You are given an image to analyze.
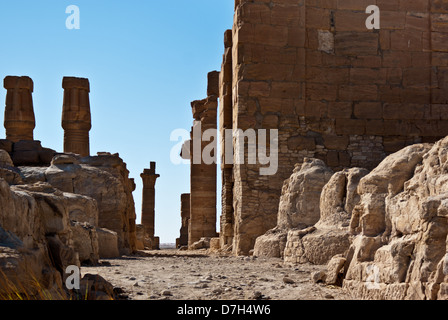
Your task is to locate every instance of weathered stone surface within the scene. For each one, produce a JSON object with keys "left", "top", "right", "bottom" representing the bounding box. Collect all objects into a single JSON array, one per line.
[
  {"left": 70, "top": 221, "right": 99, "bottom": 265},
  {"left": 254, "top": 158, "right": 333, "bottom": 258},
  {"left": 11, "top": 152, "right": 136, "bottom": 256},
  {"left": 0, "top": 140, "right": 57, "bottom": 167},
  {"left": 79, "top": 273, "right": 116, "bottom": 300},
  {"left": 136, "top": 224, "right": 152, "bottom": 250},
  {"left": 284, "top": 167, "right": 369, "bottom": 265},
  {"left": 0, "top": 140, "right": 13, "bottom": 153},
  {"left": 338, "top": 139, "right": 448, "bottom": 299},
  {"left": 0, "top": 149, "right": 13, "bottom": 167},
  {"left": 325, "top": 255, "right": 346, "bottom": 286},
  {"left": 253, "top": 228, "right": 288, "bottom": 258},
  {"left": 190, "top": 237, "right": 211, "bottom": 250},
  {"left": 0, "top": 177, "right": 105, "bottom": 297},
  {"left": 0, "top": 150, "right": 22, "bottom": 185},
  {"left": 45, "top": 153, "right": 137, "bottom": 254},
  {"left": 209, "top": 237, "right": 220, "bottom": 252},
  {"left": 277, "top": 158, "right": 334, "bottom": 230},
  {"left": 96, "top": 228, "right": 119, "bottom": 259},
  {"left": 0, "top": 244, "right": 64, "bottom": 299}
]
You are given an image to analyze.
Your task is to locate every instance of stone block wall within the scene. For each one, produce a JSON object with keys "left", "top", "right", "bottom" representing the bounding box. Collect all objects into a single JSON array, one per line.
[{"left": 219, "top": 0, "right": 448, "bottom": 255}]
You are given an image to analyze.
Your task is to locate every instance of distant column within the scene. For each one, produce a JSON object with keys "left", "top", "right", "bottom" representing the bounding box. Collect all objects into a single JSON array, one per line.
[
  {"left": 62, "top": 77, "right": 91, "bottom": 157},
  {"left": 3, "top": 76, "right": 35, "bottom": 142},
  {"left": 177, "top": 193, "right": 190, "bottom": 247},
  {"left": 141, "top": 162, "right": 160, "bottom": 248}
]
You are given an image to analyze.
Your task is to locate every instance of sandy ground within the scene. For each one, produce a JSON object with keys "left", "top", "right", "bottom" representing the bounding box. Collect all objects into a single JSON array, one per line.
[{"left": 82, "top": 249, "right": 352, "bottom": 300}]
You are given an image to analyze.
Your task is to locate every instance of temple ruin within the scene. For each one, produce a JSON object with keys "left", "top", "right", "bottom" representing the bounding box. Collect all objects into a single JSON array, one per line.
[{"left": 179, "top": 0, "right": 448, "bottom": 255}]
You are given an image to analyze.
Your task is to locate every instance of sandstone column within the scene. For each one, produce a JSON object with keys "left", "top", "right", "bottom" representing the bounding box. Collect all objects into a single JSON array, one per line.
[
  {"left": 3, "top": 76, "right": 35, "bottom": 142},
  {"left": 188, "top": 71, "right": 219, "bottom": 247},
  {"left": 177, "top": 193, "right": 190, "bottom": 247},
  {"left": 219, "top": 30, "right": 234, "bottom": 249},
  {"left": 62, "top": 77, "right": 91, "bottom": 157},
  {"left": 141, "top": 162, "right": 159, "bottom": 249}
]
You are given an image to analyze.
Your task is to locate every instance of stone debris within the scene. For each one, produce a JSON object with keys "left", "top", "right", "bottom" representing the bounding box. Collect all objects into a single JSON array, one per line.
[
  {"left": 283, "top": 277, "right": 295, "bottom": 285},
  {"left": 82, "top": 251, "right": 348, "bottom": 301}
]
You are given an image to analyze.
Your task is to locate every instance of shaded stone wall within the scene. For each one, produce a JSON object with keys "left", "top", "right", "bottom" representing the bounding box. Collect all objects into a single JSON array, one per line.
[{"left": 219, "top": 0, "right": 448, "bottom": 255}]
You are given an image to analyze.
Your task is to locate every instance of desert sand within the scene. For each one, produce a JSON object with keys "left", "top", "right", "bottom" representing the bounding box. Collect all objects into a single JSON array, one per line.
[{"left": 82, "top": 249, "right": 351, "bottom": 300}]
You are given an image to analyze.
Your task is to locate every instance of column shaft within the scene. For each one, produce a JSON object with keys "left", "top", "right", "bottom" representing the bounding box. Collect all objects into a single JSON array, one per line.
[
  {"left": 62, "top": 77, "right": 91, "bottom": 157},
  {"left": 3, "top": 76, "right": 35, "bottom": 142},
  {"left": 141, "top": 162, "right": 159, "bottom": 249}
]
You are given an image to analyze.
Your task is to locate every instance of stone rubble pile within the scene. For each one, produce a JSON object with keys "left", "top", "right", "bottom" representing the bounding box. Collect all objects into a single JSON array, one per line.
[{"left": 255, "top": 136, "right": 448, "bottom": 300}]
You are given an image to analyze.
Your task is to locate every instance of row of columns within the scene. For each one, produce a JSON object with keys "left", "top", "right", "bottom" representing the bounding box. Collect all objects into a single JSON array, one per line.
[
  {"left": 3, "top": 75, "right": 161, "bottom": 250},
  {"left": 4, "top": 76, "right": 91, "bottom": 157}
]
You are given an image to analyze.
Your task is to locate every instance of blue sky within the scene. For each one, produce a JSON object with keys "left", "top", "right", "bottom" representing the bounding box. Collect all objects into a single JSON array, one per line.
[{"left": 0, "top": 1, "right": 234, "bottom": 243}]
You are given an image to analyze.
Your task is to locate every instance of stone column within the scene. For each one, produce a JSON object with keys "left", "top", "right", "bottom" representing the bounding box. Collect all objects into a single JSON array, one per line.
[
  {"left": 3, "top": 76, "right": 35, "bottom": 142},
  {"left": 177, "top": 193, "right": 190, "bottom": 247},
  {"left": 219, "top": 30, "right": 234, "bottom": 249},
  {"left": 141, "top": 162, "right": 159, "bottom": 249},
  {"left": 188, "top": 71, "right": 219, "bottom": 247},
  {"left": 62, "top": 77, "right": 91, "bottom": 157}
]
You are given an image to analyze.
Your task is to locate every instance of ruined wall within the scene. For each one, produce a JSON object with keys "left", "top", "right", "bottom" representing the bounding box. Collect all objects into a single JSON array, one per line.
[{"left": 220, "top": 0, "right": 448, "bottom": 255}]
